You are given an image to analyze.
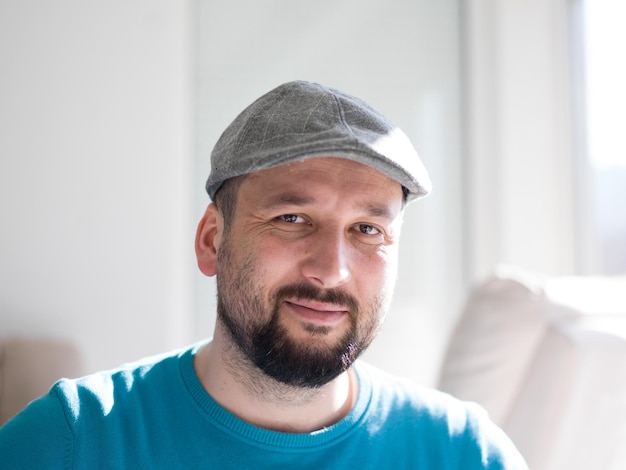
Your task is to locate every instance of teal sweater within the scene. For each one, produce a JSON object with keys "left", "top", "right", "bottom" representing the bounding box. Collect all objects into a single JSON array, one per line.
[{"left": 0, "top": 343, "right": 527, "bottom": 469}]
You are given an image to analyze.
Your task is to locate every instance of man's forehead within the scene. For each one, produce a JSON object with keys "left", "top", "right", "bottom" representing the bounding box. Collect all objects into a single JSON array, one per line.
[{"left": 240, "top": 157, "right": 405, "bottom": 214}]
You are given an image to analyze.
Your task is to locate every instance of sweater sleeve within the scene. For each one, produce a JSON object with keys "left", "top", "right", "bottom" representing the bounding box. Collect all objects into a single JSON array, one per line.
[
  {"left": 463, "top": 402, "right": 529, "bottom": 470},
  {"left": 0, "top": 387, "right": 74, "bottom": 469}
]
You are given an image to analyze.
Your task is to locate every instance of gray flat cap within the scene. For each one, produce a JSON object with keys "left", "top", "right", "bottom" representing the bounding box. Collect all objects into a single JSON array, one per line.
[{"left": 206, "top": 80, "right": 431, "bottom": 203}]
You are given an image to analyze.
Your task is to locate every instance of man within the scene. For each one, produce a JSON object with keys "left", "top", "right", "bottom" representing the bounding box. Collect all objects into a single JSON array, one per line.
[{"left": 0, "top": 81, "right": 527, "bottom": 468}]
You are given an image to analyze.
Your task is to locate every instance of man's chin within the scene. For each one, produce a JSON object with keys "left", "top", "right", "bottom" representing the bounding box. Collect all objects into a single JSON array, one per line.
[{"left": 251, "top": 328, "right": 358, "bottom": 388}]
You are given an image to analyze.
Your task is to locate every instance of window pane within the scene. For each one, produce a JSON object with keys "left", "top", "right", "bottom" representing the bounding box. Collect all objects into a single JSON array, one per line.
[{"left": 583, "top": 0, "right": 626, "bottom": 274}]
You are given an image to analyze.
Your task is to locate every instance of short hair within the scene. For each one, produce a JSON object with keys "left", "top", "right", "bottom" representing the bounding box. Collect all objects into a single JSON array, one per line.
[{"left": 212, "top": 175, "right": 247, "bottom": 229}]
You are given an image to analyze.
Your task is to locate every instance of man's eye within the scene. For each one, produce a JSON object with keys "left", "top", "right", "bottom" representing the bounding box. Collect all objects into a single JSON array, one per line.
[
  {"left": 357, "top": 224, "right": 381, "bottom": 235},
  {"left": 278, "top": 214, "right": 305, "bottom": 224}
]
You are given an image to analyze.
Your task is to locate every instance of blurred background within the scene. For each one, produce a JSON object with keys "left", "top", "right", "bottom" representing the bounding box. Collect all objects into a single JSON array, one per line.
[{"left": 1, "top": 0, "right": 624, "bottom": 389}]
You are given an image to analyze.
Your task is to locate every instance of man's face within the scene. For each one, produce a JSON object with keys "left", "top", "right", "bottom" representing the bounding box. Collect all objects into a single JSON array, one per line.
[{"left": 214, "top": 157, "right": 404, "bottom": 388}]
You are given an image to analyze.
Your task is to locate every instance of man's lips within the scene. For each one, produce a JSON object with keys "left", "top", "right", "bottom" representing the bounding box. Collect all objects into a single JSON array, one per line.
[{"left": 283, "top": 298, "right": 349, "bottom": 323}]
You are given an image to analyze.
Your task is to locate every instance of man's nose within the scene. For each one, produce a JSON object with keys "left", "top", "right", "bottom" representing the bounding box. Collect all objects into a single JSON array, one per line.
[{"left": 300, "top": 229, "right": 351, "bottom": 288}]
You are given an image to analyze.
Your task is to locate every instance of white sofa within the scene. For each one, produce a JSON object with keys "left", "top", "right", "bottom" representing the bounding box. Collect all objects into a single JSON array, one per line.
[{"left": 439, "top": 266, "right": 626, "bottom": 470}]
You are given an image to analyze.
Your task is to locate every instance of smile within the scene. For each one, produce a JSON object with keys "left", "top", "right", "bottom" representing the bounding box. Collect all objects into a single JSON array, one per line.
[{"left": 283, "top": 299, "right": 349, "bottom": 324}]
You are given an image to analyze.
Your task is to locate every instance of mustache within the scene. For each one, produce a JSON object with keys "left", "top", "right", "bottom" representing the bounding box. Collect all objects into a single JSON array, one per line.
[{"left": 274, "top": 282, "right": 360, "bottom": 315}]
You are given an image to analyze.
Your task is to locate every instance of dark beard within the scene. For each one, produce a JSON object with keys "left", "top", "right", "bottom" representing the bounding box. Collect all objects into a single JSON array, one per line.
[
  {"left": 222, "top": 282, "right": 362, "bottom": 388},
  {"left": 216, "top": 240, "right": 378, "bottom": 388}
]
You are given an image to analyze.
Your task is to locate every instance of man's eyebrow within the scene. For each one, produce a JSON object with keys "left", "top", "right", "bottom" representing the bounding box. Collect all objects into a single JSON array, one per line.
[
  {"left": 259, "top": 193, "right": 317, "bottom": 210},
  {"left": 363, "top": 205, "right": 397, "bottom": 220}
]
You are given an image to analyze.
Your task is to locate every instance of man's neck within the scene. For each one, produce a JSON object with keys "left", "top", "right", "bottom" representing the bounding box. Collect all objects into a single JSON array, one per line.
[{"left": 193, "top": 330, "right": 357, "bottom": 433}]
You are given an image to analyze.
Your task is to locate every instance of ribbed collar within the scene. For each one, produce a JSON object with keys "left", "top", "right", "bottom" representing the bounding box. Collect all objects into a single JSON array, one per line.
[{"left": 179, "top": 342, "right": 372, "bottom": 450}]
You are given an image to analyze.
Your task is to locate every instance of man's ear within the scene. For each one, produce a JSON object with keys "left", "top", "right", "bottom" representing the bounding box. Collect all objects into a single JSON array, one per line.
[{"left": 195, "top": 203, "right": 223, "bottom": 277}]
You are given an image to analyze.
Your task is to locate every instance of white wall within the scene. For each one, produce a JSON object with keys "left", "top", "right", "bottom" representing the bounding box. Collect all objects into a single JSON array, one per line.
[
  {"left": 463, "top": 0, "right": 579, "bottom": 281},
  {"left": 0, "top": 0, "right": 195, "bottom": 373},
  {"left": 194, "top": 0, "right": 464, "bottom": 386}
]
